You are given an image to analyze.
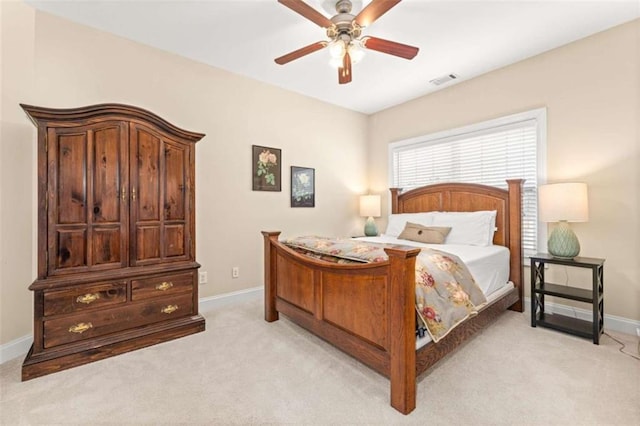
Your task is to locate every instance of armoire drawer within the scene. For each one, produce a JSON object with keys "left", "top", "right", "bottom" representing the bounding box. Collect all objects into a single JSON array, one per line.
[
  {"left": 131, "top": 272, "right": 194, "bottom": 301},
  {"left": 43, "top": 293, "right": 194, "bottom": 348},
  {"left": 43, "top": 281, "right": 128, "bottom": 316}
]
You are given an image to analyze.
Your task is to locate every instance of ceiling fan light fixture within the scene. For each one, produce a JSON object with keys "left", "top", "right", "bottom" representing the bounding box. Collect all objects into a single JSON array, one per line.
[
  {"left": 348, "top": 39, "right": 365, "bottom": 64},
  {"left": 275, "top": 0, "right": 418, "bottom": 84},
  {"left": 329, "top": 56, "right": 343, "bottom": 68},
  {"left": 328, "top": 39, "right": 346, "bottom": 59}
]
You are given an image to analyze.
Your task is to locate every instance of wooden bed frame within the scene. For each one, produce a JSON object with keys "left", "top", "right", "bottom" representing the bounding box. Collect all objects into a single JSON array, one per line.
[{"left": 262, "top": 180, "right": 524, "bottom": 414}]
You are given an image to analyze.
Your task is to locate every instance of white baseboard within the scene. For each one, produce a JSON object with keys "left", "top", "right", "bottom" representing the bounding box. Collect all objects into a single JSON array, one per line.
[
  {"left": 0, "top": 286, "right": 265, "bottom": 365},
  {"left": 524, "top": 297, "right": 640, "bottom": 336},
  {"left": 0, "top": 335, "right": 32, "bottom": 364},
  {"left": 198, "top": 286, "right": 263, "bottom": 313}
]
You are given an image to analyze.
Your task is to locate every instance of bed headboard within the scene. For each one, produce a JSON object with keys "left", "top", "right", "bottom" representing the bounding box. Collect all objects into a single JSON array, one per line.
[{"left": 389, "top": 179, "right": 524, "bottom": 311}]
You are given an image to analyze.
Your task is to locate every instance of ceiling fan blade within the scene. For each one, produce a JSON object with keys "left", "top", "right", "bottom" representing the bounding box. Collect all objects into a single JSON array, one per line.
[
  {"left": 362, "top": 36, "right": 419, "bottom": 59},
  {"left": 278, "top": 0, "right": 333, "bottom": 28},
  {"left": 355, "top": 0, "right": 401, "bottom": 27},
  {"left": 275, "top": 41, "right": 327, "bottom": 65},
  {"left": 338, "top": 52, "right": 352, "bottom": 84}
]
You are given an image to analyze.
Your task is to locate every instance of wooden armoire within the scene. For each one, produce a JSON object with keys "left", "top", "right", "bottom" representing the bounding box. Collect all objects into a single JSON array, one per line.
[{"left": 21, "top": 103, "right": 206, "bottom": 380}]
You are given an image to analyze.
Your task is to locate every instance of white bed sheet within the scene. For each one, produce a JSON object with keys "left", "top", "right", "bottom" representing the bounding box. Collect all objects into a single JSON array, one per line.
[{"left": 355, "top": 235, "right": 510, "bottom": 296}]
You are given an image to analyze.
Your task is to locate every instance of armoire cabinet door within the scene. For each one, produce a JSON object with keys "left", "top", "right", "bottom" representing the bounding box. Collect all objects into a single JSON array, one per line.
[
  {"left": 47, "top": 122, "right": 129, "bottom": 275},
  {"left": 130, "top": 122, "right": 192, "bottom": 265}
]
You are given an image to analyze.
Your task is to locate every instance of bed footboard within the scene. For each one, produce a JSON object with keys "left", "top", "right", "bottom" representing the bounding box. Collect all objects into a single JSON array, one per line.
[{"left": 262, "top": 231, "right": 421, "bottom": 414}]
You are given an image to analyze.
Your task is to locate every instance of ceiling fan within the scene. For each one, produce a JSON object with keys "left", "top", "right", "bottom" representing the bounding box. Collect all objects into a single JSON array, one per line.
[{"left": 275, "top": 0, "right": 419, "bottom": 84}]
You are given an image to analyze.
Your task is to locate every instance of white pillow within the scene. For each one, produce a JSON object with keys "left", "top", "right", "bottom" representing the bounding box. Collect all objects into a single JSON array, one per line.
[
  {"left": 430, "top": 211, "right": 497, "bottom": 246},
  {"left": 384, "top": 213, "right": 435, "bottom": 237}
]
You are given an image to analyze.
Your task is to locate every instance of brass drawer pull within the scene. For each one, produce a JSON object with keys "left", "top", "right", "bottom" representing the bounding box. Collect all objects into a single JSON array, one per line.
[
  {"left": 161, "top": 304, "right": 179, "bottom": 314},
  {"left": 69, "top": 322, "right": 93, "bottom": 334},
  {"left": 76, "top": 293, "right": 100, "bottom": 304},
  {"left": 155, "top": 281, "right": 174, "bottom": 291}
]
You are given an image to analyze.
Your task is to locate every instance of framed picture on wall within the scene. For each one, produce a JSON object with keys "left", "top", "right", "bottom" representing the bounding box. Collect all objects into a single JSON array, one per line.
[
  {"left": 252, "top": 145, "right": 281, "bottom": 191},
  {"left": 291, "top": 166, "right": 315, "bottom": 207}
]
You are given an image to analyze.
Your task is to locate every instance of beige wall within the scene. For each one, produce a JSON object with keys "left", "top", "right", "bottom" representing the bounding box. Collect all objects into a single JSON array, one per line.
[
  {"left": 368, "top": 19, "right": 640, "bottom": 322},
  {"left": 0, "top": 2, "right": 368, "bottom": 345},
  {"left": 1, "top": 2, "right": 38, "bottom": 346}
]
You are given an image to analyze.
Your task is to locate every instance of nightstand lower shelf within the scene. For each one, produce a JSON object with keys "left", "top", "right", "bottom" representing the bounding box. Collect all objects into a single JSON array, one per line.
[{"left": 535, "top": 312, "right": 593, "bottom": 340}]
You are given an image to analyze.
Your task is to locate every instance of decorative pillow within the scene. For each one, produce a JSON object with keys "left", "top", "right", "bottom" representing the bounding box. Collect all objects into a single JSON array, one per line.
[
  {"left": 384, "top": 213, "right": 435, "bottom": 237},
  {"left": 430, "top": 210, "right": 497, "bottom": 246},
  {"left": 397, "top": 223, "right": 451, "bottom": 244}
]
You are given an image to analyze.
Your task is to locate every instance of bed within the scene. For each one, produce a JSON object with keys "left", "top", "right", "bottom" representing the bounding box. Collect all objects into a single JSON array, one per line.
[{"left": 262, "top": 180, "right": 524, "bottom": 414}]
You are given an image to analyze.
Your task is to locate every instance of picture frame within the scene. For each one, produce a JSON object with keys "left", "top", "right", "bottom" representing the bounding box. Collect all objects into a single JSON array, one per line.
[
  {"left": 290, "top": 166, "right": 315, "bottom": 208},
  {"left": 252, "top": 145, "right": 281, "bottom": 191}
]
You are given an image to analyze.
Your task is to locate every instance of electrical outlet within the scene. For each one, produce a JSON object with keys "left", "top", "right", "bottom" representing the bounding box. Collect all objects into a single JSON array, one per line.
[
  {"left": 198, "top": 271, "right": 207, "bottom": 285},
  {"left": 232, "top": 267, "right": 239, "bottom": 278},
  {"left": 636, "top": 327, "right": 640, "bottom": 338}
]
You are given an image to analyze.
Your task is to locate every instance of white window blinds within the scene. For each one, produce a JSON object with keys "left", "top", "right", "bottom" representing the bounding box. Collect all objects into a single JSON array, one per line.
[{"left": 390, "top": 110, "right": 545, "bottom": 256}]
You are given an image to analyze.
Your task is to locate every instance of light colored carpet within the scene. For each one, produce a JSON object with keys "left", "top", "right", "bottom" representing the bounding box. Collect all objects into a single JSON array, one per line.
[{"left": 1, "top": 296, "right": 639, "bottom": 425}]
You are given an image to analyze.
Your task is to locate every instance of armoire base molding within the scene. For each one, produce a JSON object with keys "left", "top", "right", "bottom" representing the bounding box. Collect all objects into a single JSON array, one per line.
[{"left": 22, "top": 314, "right": 205, "bottom": 381}]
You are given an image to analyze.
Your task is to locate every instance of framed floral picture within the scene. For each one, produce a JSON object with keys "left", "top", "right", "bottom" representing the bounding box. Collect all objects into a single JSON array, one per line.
[
  {"left": 291, "top": 166, "right": 315, "bottom": 207},
  {"left": 252, "top": 145, "right": 281, "bottom": 191}
]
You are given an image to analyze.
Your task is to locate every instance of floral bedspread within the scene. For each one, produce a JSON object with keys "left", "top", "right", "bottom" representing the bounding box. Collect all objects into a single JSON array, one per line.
[{"left": 284, "top": 236, "right": 487, "bottom": 343}]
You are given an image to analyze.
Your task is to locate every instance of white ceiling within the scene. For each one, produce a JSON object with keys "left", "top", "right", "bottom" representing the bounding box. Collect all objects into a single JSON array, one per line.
[{"left": 26, "top": 0, "right": 640, "bottom": 114}]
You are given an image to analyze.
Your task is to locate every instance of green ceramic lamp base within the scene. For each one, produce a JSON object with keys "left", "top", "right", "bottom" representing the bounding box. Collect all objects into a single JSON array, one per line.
[
  {"left": 548, "top": 220, "right": 580, "bottom": 258},
  {"left": 364, "top": 216, "right": 378, "bottom": 237}
]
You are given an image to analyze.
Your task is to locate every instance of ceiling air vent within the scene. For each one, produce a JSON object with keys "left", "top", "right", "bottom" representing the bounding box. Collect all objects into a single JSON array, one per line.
[{"left": 429, "top": 73, "right": 458, "bottom": 86}]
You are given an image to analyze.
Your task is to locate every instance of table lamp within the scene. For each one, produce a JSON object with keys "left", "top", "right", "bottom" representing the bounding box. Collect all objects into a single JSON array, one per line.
[
  {"left": 359, "top": 194, "right": 381, "bottom": 236},
  {"left": 538, "top": 182, "right": 589, "bottom": 258}
]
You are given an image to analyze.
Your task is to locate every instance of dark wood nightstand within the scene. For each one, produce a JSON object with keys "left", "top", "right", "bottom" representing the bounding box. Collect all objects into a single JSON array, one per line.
[{"left": 530, "top": 253, "right": 605, "bottom": 344}]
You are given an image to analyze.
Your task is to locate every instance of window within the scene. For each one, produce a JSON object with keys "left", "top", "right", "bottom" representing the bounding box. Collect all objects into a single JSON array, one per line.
[{"left": 389, "top": 108, "right": 546, "bottom": 256}]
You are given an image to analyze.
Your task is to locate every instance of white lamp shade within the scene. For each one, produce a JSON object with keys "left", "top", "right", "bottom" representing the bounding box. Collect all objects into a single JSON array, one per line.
[
  {"left": 359, "top": 195, "right": 381, "bottom": 218},
  {"left": 539, "top": 183, "right": 589, "bottom": 222}
]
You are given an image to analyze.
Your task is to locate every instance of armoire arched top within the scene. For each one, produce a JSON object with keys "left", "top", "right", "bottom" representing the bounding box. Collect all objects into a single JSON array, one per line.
[{"left": 20, "top": 103, "right": 205, "bottom": 143}]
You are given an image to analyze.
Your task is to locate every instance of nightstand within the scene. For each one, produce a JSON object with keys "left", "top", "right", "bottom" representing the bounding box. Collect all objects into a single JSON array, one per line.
[{"left": 530, "top": 253, "right": 605, "bottom": 344}]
